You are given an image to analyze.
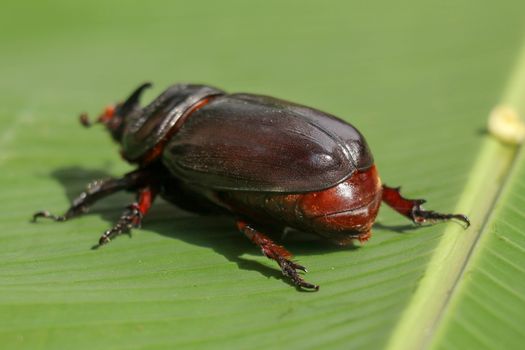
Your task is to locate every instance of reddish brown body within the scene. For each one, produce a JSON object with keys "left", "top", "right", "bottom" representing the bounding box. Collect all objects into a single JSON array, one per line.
[
  {"left": 219, "top": 166, "right": 382, "bottom": 245},
  {"left": 34, "top": 83, "right": 470, "bottom": 291}
]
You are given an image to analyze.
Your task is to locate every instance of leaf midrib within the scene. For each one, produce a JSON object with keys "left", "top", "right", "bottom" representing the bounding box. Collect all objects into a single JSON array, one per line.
[{"left": 385, "top": 38, "right": 525, "bottom": 350}]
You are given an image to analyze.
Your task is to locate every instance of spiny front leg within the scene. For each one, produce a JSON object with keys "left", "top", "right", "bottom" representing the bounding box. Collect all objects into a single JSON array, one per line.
[
  {"left": 33, "top": 178, "right": 127, "bottom": 222},
  {"left": 236, "top": 220, "right": 319, "bottom": 291},
  {"left": 32, "top": 169, "right": 150, "bottom": 222},
  {"left": 382, "top": 185, "right": 470, "bottom": 228},
  {"left": 96, "top": 186, "right": 157, "bottom": 248}
]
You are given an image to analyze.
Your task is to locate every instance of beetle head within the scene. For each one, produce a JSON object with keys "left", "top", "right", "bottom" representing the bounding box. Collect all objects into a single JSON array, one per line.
[{"left": 80, "top": 82, "right": 152, "bottom": 142}]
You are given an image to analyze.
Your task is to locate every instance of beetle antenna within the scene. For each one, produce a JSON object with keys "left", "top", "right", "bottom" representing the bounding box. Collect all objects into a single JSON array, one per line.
[
  {"left": 79, "top": 112, "right": 92, "bottom": 127},
  {"left": 79, "top": 82, "right": 152, "bottom": 129}
]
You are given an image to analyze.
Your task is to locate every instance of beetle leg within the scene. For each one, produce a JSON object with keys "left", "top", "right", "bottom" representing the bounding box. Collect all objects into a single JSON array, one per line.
[
  {"left": 32, "top": 169, "right": 152, "bottom": 222},
  {"left": 33, "top": 178, "right": 129, "bottom": 222},
  {"left": 382, "top": 185, "right": 470, "bottom": 228},
  {"left": 96, "top": 186, "right": 157, "bottom": 247},
  {"left": 236, "top": 220, "right": 319, "bottom": 291}
]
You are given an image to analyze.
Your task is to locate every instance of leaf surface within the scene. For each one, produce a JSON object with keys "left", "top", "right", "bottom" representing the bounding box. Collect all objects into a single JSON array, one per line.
[{"left": 0, "top": 1, "right": 524, "bottom": 349}]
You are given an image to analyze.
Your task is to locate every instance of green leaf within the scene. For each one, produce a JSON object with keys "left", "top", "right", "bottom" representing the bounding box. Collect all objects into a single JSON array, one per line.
[
  {"left": 430, "top": 145, "right": 525, "bottom": 350},
  {"left": 387, "top": 43, "right": 525, "bottom": 350},
  {"left": 1, "top": 1, "right": 524, "bottom": 349}
]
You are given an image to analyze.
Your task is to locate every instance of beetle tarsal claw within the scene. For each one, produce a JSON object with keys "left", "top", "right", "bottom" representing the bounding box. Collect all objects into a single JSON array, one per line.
[
  {"left": 411, "top": 205, "right": 471, "bottom": 229},
  {"left": 94, "top": 204, "right": 144, "bottom": 247},
  {"left": 453, "top": 214, "right": 471, "bottom": 228},
  {"left": 32, "top": 210, "right": 66, "bottom": 222},
  {"left": 277, "top": 257, "right": 319, "bottom": 291},
  {"left": 290, "top": 261, "right": 307, "bottom": 273}
]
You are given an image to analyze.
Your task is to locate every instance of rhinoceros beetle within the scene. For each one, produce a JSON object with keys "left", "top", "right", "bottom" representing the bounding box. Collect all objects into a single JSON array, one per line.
[{"left": 34, "top": 83, "right": 470, "bottom": 290}]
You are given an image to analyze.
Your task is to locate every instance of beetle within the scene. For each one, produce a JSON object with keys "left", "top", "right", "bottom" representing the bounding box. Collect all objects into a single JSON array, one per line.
[{"left": 33, "top": 82, "right": 470, "bottom": 290}]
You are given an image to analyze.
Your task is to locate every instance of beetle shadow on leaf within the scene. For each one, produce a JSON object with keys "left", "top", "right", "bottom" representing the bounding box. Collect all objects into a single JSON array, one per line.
[
  {"left": 47, "top": 166, "right": 136, "bottom": 224},
  {"left": 46, "top": 166, "right": 347, "bottom": 289},
  {"left": 146, "top": 213, "right": 350, "bottom": 290},
  {"left": 373, "top": 222, "right": 420, "bottom": 234}
]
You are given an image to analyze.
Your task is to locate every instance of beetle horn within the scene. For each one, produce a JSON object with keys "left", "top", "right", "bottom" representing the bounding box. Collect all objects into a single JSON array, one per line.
[
  {"left": 78, "top": 82, "right": 153, "bottom": 128},
  {"left": 119, "top": 82, "right": 153, "bottom": 116}
]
